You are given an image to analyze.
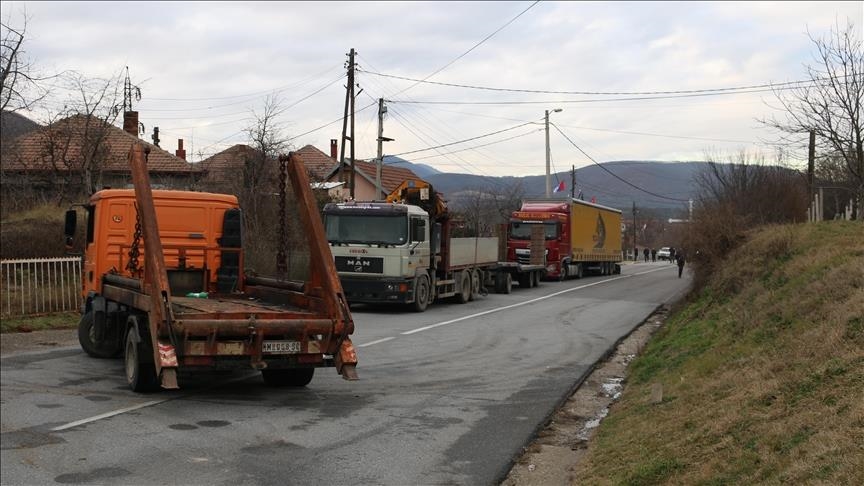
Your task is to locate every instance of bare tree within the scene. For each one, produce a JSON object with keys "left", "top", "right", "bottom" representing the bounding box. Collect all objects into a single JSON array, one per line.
[
  {"left": 764, "top": 20, "right": 863, "bottom": 219},
  {"left": 39, "top": 72, "right": 122, "bottom": 202},
  {"left": 0, "top": 14, "right": 50, "bottom": 112},
  {"left": 686, "top": 149, "right": 808, "bottom": 288}
]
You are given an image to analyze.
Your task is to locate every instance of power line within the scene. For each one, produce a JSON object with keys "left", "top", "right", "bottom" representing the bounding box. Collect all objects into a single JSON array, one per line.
[
  {"left": 552, "top": 123, "right": 690, "bottom": 202},
  {"left": 388, "top": 120, "right": 538, "bottom": 157},
  {"left": 392, "top": 0, "right": 540, "bottom": 97},
  {"left": 386, "top": 86, "right": 803, "bottom": 106},
  {"left": 361, "top": 70, "right": 829, "bottom": 96},
  {"left": 401, "top": 128, "right": 543, "bottom": 162}
]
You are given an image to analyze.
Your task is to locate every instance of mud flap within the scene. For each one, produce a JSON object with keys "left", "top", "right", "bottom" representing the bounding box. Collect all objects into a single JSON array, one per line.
[
  {"left": 158, "top": 342, "right": 180, "bottom": 389},
  {"left": 335, "top": 338, "right": 359, "bottom": 380}
]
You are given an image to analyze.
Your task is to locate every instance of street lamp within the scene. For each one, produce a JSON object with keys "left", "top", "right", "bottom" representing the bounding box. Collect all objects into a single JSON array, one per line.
[{"left": 545, "top": 108, "right": 563, "bottom": 197}]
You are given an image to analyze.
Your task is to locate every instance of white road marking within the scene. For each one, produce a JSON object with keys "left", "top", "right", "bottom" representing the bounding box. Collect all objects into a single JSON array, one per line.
[
  {"left": 402, "top": 266, "right": 672, "bottom": 336},
  {"left": 50, "top": 372, "right": 259, "bottom": 432},
  {"left": 356, "top": 337, "right": 396, "bottom": 348},
  {"left": 51, "top": 400, "right": 168, "bottom": 431}
]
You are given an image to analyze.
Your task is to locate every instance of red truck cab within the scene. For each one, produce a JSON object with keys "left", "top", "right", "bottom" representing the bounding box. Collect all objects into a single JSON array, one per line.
[{"left": 507, "top": 201, "right": 570, "bottom": 279}]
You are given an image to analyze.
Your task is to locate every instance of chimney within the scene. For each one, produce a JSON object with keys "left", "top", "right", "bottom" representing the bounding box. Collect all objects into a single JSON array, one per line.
[
  {"left": 330, "top": 139, "right": 338, "bottom": 160},
  {"left": 175, "top": 139, "right": 186, "bottom": 161},
  {"left": 123, "top": 111, "right": 139, "bottom": 138}
]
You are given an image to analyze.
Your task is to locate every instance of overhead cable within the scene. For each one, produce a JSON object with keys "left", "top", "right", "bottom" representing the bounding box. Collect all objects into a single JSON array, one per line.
[
  {"left": 552, "top": 123, "right": 690, "bottom": 202},
  {"left": 389, "top": 121, "right": 538, "bottom": 157}
]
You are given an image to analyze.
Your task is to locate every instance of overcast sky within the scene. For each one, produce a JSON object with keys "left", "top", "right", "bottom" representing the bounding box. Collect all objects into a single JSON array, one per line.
[{"left": 3, "top": 1, "right": 861, "bottom": 177}]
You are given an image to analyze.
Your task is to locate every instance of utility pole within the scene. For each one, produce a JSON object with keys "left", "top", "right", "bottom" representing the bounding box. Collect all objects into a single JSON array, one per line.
[
  {"left": 808, "top": 129, "right": 816, "bottom": 221},
  {"left": 544, "top": 108, "right": 562, "bottom": 197},
  {"left": 632, "top": 201, "right": 637, "bottom": 261},
  {"left": 339, "top": 48, "right": 356, "bottom": 199},
  {"left": 376, "top": 98, "right": 394, "bottom": 200},
  {"left": 545, "top": 110, "right": 551, "bottom": 197},
  {"left": 570, "top": 165, "right": 576, "bottom": 199}
]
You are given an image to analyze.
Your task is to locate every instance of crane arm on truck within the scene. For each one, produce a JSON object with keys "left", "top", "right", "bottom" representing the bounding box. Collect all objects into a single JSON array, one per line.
[{"left": 385, "top": 178, "right": 448, "bottom": 223}]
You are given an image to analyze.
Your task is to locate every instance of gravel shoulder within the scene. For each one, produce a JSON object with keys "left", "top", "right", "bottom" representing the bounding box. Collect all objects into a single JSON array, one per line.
[{"left": 0, "top": 329, "right": 79, "bottom": 357}]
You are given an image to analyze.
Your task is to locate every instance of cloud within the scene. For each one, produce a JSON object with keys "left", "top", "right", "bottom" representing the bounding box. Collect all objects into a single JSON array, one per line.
[{"left": 3, "top": 0, "right": 861, "bottom": 176}]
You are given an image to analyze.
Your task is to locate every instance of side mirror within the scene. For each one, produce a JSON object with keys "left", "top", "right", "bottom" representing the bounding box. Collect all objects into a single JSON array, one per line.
[{"left": 64, "top": 209, "right": 77, "bottom": 239}]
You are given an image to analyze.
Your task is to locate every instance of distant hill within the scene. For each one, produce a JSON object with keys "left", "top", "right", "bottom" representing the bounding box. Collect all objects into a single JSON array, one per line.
[
  {"left": 383, "top": 156, "right": 441, "bottom": 178},
  {"left": 1, "top": 110, "right": 41, "bottom": 145},
  {"left": 424, "top": 161, "right": 706, "bottom": 213}
]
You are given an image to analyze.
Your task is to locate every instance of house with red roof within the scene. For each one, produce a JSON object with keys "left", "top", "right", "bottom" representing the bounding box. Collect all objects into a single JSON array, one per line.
[{"left": 1, "top": 113, "right": 200, "bottom": 203}]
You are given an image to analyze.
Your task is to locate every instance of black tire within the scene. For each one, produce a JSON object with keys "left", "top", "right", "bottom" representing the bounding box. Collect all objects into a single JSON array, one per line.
[
  {"left": 518, "top": 274, "right": 530, "bottom": 288},
  {"left": 531, "top": 271, "right": 540, "bottom": 288},
  {"left": 78, "top": 311, "right": 122, "bottom": 358},
  {"left": 576, "top": 263, "right": 584, "bottom": 279},
  {"left": 468, "top": 269, "right": 481, "bottom": 301},
  {"left": 262, "top": 368, "right": 315, "bottom": 387},
  {"left": 125, "top": 316, "right": 159, "bottom": 393},
  {"left": 456, "top": 271, "right": 471, "bottom": 303},
  {"left": 412, "top": 275, "right": 431, "bottom": 312},
  {"left": 501, "top": 273, "right": 512, "bottom": 294},
  {"left": 559, "top": 262, "right": 569, "bottom": 281}
]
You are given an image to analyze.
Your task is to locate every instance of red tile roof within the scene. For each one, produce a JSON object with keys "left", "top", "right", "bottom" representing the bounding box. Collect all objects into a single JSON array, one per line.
[
  {"left": 294, "top": 144, "right": 337, "bottom": 180},
  {"left": 328, "top": 159, "right": 420, "bottom": 194},
  {"left": 1, "top": 114, "right": 197, "bottom": 173},
  {"left": 197, "top": 144, "right": 264, "bottom": 187}
]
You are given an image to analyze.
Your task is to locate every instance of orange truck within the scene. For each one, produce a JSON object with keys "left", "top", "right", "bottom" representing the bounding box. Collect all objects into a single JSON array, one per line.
[{"left": 64, "top": 144, "right": 357, "bottom": 392}]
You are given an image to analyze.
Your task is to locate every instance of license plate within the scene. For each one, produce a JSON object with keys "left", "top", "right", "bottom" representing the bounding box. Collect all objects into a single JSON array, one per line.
[{"left": 262, "top": 340, "right": 302, "bottom": 354}]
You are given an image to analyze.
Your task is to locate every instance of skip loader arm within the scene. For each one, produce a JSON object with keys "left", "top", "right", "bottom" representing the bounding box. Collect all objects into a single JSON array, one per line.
[
  {"left": 128, "top": 143, "right": 180, "bottom": 389},
  {"left": 282, "top": 152, "right": 358, "bottom": 380}
]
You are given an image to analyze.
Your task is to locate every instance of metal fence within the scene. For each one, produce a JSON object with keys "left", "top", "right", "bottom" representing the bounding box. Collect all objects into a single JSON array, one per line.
[{"left": 1, "top": 257, "right": 82, "bottom": 317}]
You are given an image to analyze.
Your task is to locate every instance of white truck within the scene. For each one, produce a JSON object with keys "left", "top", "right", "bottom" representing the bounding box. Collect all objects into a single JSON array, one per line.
[{"left": 323, "top": 179, "right": 545, "bottom": 312}]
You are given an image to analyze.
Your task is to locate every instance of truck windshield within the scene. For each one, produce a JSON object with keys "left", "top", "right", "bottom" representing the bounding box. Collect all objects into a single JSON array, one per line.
[
  {"left": 510, "top": 221, "right": 558, "bottom": 240},
  {"left": 325, "top": 214, "right": 408, "bottom": 246}
]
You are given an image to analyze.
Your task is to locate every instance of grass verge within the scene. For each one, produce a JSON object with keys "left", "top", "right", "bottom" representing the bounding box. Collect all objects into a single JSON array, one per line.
[
  {"left": 573, "top": 221, "right": 864, "bottom": 485},
  {"left": 1, "top": 312, "right": 79, "bottom": 333}
]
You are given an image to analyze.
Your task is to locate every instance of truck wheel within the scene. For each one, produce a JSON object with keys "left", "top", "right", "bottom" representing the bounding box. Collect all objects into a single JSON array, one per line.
[
  {"left": 78, "top": 311, "right": 122, "bottom": 359},
  {"left": 412, "top": 275, "right": 431, "bottom": 312},
  {"left": 531, "top": 271, "right": 540, "bottom": 288},
  {"left": 124, "top": 316, "right": 159, "bottom": 393},
  {"left": 456, "top": 271, "right": 471, "bottom": 303},
  {"left": 262, "top": 368, "right": 314, "bottom": 387},
  {"left": 501, "top": 273, "right": 512, "bottom": 294},
  {"left": 560, "top": 263, "right": 569, "bottom": 281},
  {"left": 468, "top": 269, "right": 481, "bottom": 301},
  {"left": 517, "top": 274, "right": 530, "bottom": 288},
  {"left": 576, "top": 264, "right": 584, "bottom": 279}
]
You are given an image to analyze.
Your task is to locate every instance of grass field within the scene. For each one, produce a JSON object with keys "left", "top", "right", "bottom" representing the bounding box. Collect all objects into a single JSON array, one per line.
[{"left": 573, "top": 221, "right": 864, "bottom": 485}]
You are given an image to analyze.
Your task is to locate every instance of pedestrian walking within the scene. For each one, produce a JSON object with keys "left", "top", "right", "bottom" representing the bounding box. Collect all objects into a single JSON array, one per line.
[
  {"left": 643, "top": 247, "right": 650, "bottom": 262},
  {"left": 669, "top": 247, "right": 676, "bottom": 264},
  {"left": 634, "top": 247, "right": 638, "bottom": 261},
  {"left": 651, "top": 248, "right": 657, "bottom": 262},
  {"left": 676, "top": 252, "right": 686, "bottom": 278}
]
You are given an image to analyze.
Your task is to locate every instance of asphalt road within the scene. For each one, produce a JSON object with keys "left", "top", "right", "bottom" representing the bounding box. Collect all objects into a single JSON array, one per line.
[{"left": 1, "top": 261, "right": 689, "bottom": 486}]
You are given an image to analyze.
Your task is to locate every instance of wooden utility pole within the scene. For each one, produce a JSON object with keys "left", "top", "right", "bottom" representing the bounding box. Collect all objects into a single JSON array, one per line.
[
  {"left": 376, "top": 98, "right": 385, "bottom": 199},
  {"left": 632, "top": 201, "right": 637, "bottom": 261},
  {"left": 339, "top": 48, "right": 356, "bottom": 199},
  {"left": 570, "top": 165, "right": 575, "bottom": 199},
  {"left": 808, "top": 129, "right": 816, "bottom": 221}
]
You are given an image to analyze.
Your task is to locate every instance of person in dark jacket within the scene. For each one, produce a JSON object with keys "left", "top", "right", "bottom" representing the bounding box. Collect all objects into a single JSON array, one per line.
[
  {"left": 651, "top": 248, "right": 657, "bottom": 262},
  {"left": 643, "top": 247, "right": 650, "bottom": 262},
  {"left": 676, "top": 251, "right": 686, "bottom": 278}
]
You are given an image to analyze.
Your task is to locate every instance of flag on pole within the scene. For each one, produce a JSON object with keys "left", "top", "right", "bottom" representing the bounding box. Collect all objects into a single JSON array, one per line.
[{"left": 553, "top": 181, "right": 565, "bottom": 193}]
